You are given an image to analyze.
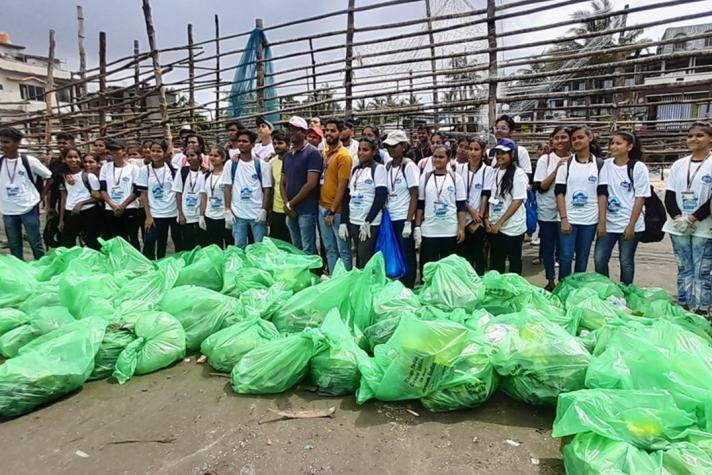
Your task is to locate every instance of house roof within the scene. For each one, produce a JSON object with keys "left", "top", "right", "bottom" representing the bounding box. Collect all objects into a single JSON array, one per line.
[{"left": 657, "top": 23, "right": 712, "bottom": 54}]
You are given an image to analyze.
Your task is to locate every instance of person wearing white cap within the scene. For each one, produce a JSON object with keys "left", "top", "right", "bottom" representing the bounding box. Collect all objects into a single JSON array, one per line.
[
  {"left": 253, "top": 117, "right": 275, "bottom": 162},
  {"left": 383, "top": 129, "right": 419, "bottom": 287}
]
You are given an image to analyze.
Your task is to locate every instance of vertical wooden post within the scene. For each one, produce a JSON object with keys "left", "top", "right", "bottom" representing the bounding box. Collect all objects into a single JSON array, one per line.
[
  {"left": 255, "top": 18, "right": 265, "bottom": 114},
  {"left": 424, "top": 0, "right": 439, "bottom": 130},
  {"left": 187, "top": 23, "right": 195, "bottom": 125},
  {"left": 44, "top": 29, "right": 56, "bottom": 150},
  {"left": 133, "top": 39, "right": 141, "bottom": 140},
  {"left": 344, "top": 0, "right": 355, "bottom": 120},
  {"left": 142, "top": 0, "right": 172, "bottom": 145},
  {"left": 214, "top": 14, "right": 221, "bottom": 130},
  {"left": 76, "top": 6, "right": 87, "bottom": 100},
  {"left": 409, "top": 69, "right": 414, "bottom": 104},
  {"left": 610, "top": 4, "right": 629, "bottom": 134},
  {"left": 486, "top": 0, "right": 498, "bottom": 132},
  {"left": 308, "top": 37, "right": 317, "bottom": 104},
  {"left": 99, "top": 31, "right": 107, "bottom": 137}
]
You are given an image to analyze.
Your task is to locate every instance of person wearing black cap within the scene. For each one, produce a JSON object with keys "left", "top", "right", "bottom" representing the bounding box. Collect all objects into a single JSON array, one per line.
[
  {"left": 254, "top": 117, "right": 275, "bottom": 162},
  {"left": 99, "top": 139, "right": 141, "bottom": 248}
]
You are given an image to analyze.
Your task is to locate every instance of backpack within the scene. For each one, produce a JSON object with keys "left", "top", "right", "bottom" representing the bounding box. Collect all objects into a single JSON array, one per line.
[
  {"left": 422, "top": 169, "right": 457, "bottom": 201},
  {"left": 625, "top": 160, "right": 665, "bottom": 243},
  {"left": 385, "top": 158, "right": 413, "bottom": 188},
  {"left": 565, "top": 154, "right": 605, "bottom": 182},
  {"left": 179, "top": 166, "right": 204, "bottom": 192},
  {"left": 230, "top": 158, "right": 262, "bottom": 187},
  {"left": 0, "top": 154, "right": 44, "bottom": 193}
]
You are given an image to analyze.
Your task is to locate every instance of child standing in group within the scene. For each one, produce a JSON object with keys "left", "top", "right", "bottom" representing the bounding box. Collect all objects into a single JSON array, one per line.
[
  {"left": 174, "top": 146, "right": 205, "bottom": 251},
  {"left": 58, "top": 149, "right": 102, "bottom": 250},
  {"left": 199, "top": 147, "right": 232, "bottom": 248}
]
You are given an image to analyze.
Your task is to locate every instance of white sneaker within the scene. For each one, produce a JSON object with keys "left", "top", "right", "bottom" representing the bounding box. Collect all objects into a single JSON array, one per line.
[{"left": 531, "top": 238, "right": 540, "bottom": 246}]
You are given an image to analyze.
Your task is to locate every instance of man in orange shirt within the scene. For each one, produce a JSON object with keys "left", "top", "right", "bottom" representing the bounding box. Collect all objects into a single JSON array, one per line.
[{"left": 319, "top": 118, "right": 353, "bottom": 272}]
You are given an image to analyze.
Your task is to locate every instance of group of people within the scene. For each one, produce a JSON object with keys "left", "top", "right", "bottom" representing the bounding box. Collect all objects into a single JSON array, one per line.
[{"left": 1, "top": 117, "right": 712, "bottom": 315}]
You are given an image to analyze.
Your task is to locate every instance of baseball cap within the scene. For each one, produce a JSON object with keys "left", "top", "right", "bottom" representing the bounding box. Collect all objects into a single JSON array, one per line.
[
  {"left": 383, "top": 130, "right": 409, "bottom": 146},
  {"left": 307, "top": 126, "right": 324, "bottom": 139},
  {"left": 106, "top": 139, "right": 127, "bottom": 150},
  {"left": 256, "top": 116, "right": 273, "bottom": 130},
  {"left": 493, "top": 138, "right": 517, "bottom": 153},
  {"left": 288, "top": 116, "right": 308, "bottom": 131}
]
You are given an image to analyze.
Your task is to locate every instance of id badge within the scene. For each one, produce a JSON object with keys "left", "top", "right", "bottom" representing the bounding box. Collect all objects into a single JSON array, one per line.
[
  {"left": 5, "top": 185, "right": 21, "bottom": 201},
  {"left": 185, "top": 193, "right": 199, "bottom": 210},
  {"left": 209, "top": 195, "right": 222, "bottom": 209},
  {"left": 110, "top": 186, "right": 124, "bottom": 202},
  {"left": 152, "top": 185, "right": 164, "bottom": 201},
  {"left": 433, "top": 200, "right": 448, "bottom": 218},
  {"left": 681, "top": 191, "right": 698, "bottom": 214}
]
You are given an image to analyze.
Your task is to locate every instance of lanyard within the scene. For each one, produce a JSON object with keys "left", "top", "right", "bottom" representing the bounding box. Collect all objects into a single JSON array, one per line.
[
  {"left": 466, "top": 162, "right": 483, "bottom": 198},
  {"left": 187, "top": 170, "right": 198, "bottom": 193},
  {"left": 352, "top": 166, "right": 368, "bottom": 192},
  {"left": 5, "top": 159, "right": 19, "bottom": 185},
  {"left": 495, "top": 169, "right": 506, "bottom": 199},
  {"left": 432, "top": 173, "right": 448, "bottom": 202},
  {"left": 389, "top": 164, "right": 401, "bottom": 191},
  {"left": 112, "top": 164, "right": 125, "bottom": 187},
  {"left": 687, "top": 153, "right": 712, "bottom": 190},
  {"left": 151, "top": 165, "right": 166, "bottom": 188},
  {"left": 209, "top": 172, "right": 221, "bottom": 195}
]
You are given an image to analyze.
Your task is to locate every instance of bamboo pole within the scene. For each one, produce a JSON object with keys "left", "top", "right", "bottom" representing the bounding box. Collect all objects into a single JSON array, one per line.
[
  {"left": 214, "top": 13, "right": 220, "bottom": 130},
  {"left": 44, "top": 29, "right": 56, "bottom": 151},
  {"left": 486, "top": 0, "right": 497, "bottom": 131},
  {"left": 344, "top": 0, "right": 355, "bottom": 119},
  {"left": 99, "top": 31, "right": 107, "bottom": 137},
  {"left": 255, "top": 18, "right": 265, "bottom": 114},
  {"left": 188, "top": 23, "right": 195, "bottom": 125},
  {"left": 308, "top": 37, "right": 317, "bottom": 104},
  {"left": 76, "top": 6, "right": 87, "bottom": 100},
  {"left": 133, "top": 39, "right": 141, "bottom": 140},
  {"left": 141, "top": 0, "right": 172, "bottom": 145},
  {"left": 424, "top": 0, "right": 439, "bottom": 130}
]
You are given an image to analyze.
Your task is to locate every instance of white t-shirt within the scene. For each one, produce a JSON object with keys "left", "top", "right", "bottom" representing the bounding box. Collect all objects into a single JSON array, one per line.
[
  {"left": 487, "top": 146, "right": 532, "bottom": 175},
  {"left": 489, "top": 167, "right": 528, "bottom": 237},
  {"left": 136, "top": 164, "right": 177, "bottom": 218},
  {"left": 455, "top": 163, "right": 491, "bottom": 226},
  {"left": 418, "top": 171, "right": 466, "bottom": 238},
  {"left": 253, "top": 142, "right": 275, "bottom": 162},
  {"left": 663, "top": 155, "right": 712, "bottom": 238},
  {"left": 349, "top": 163, "right": 387, "bottom": 226},
  {"left": 534, "top": 153, "right": 565, "bottom": 222},
  {"left": 171, "top": 153, "right": 211, "bottom": 171},
  {"left": 599, "top": 159, "right": 650, "bottom": 233},
  {"left": 64, "top": 171, "right": 100, "bottom": 212},
  {"left": 228, "top": 148, "right": 240, "bottom": 160},
  {"left": 223, "top": 158, "right": 273, "bottom": 220},
  {"left": 172, "top": 168, "right": 205, "bottom": 224},
  {"left": 344, "top": 140, "right": 360, "bottom": 167},
  {"left": 555, "top": 157, "right": 600, "bottom": 226},
  {"left": 0, "top": 154, "right": 52, "bottom": 216},
  {"left": 99, "top": 161, "right": 140, "bottom": 211},
  {"left": 385, "top": 159, "right": 419, "bottom": 221},
  {"left": 201, "top": 172, "right": 226, "bottom": 221}
]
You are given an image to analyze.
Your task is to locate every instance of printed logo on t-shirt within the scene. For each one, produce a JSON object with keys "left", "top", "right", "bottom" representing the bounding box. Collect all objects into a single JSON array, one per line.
[
  {"left": 475, "top": 183, "right": 483, "bottom": 190},
  {"left": 185, "top": 194, "right": 199, "bottom": 209},
  {"left": 17, "top": 170, "right": 26, "bottom": 177},
  {"left": 702, "top": 175, "right": 712, "bottom": 185},
  {"left": 240, "top": 186, "right": 253, "bottom": 201},
  {"left": 607, "top": 197, "right": 621, "bottom": 214},
  {"left": 251, "top": 173, "right": 259, "bottom": 180},
  {"left": 620, "top": 181, "right": 632, "bottom": 192},
  {"left": 394, "top": 177, "right": 403, "bottom": 185},
  {"left": 122, "top": 176, "right": 130, "bottom": 183},
  {"left": 152, "top": 185, "right": 164, "bottom": 200},
  {"left": 352, "top": 193, "right": 365, "bottom": 208},
  {"left": 447, "top": 185, "right": 455, "bottom": 193},
  {"left": 364, "top": 178, "right": 373, "bottom": 185},
  {"left": 209, "top": 196, "right": 223, "bottom": 209},
  {"left": 587, "top": 176, "right": 598, "bottom": 184},
  {"left": 434, "top": 201, "right": 448, "bottom": 218},
  {"left": 572, "top": 191, "right": 589, "bottom": 207}
]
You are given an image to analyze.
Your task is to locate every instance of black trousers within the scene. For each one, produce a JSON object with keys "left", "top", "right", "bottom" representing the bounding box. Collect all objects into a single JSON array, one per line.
[
  {"left": 489, "top": 232, "right": 525, "bottom": 275},
  {"left": 177, "top": 222, "right": 203, "bottom": 251},
  {"left": 457, "top": 224, "right": 487, "bottom": 276},
  {"left": 143, "top": 217, "right": 178, "bottom": 260},
  {"left": 61, "top": 205, "right": 102, "bottom": 250},
  {"left": 390, "top": 219, "right": 417, "bottom": 288},
  {"left": 420, "top": 236, "right": 458, "bottom": 271},
  {"left": 205, "top": 217, "right": 233, "bottom": 249},
  {"left": 103, "top": 208, "right": 141, "bottom": 250},
  {"left": 348, "top": 223, "right": 380, "bottom": 269},
  {"left": 269, "top": 212, "right": 291, "bottom": 244}
]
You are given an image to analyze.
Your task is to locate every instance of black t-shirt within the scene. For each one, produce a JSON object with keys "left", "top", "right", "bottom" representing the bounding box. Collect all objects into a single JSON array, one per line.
[
  {"left": 48, "top": 157, "right": 68, "bottom": 209},
  {"left": 283, "top": 143, "right": 323, "bottom": 215}
]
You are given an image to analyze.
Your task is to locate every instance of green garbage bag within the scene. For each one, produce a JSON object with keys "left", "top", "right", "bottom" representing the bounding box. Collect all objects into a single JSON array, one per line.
[
  {"left": 554, "top": 272, "right": 625, "bottom": 303},
  {"left": 34, "top": 246, "right": 107, "bottom": 282},
  {"left": 200, "top": 316, "right": 281, "bottom": 373},
  {"left": 372, "top": 280, "right": 421, "bottom": 321},
  {"left": 220, "top": 246, "right": 248, "bottom": 297},
  {"left": 0, "top": 308, "right": 30, "bottom": 334},
  {"left": 224, "top": 284, "right": 293, "bottom": 326},
  {"left": 624, "top": 285, "right": 672, "bottom": 315},
  {"left": 563, "top": 432, "right": 665, "bottom": 475},
  {"left": 58, "top": 259, "right": 124, "bottom": 319},
  {"left": 344, "top": 253, "right": 389, "bottom": 334},
  {"left": 18, "top": 281, "right": 61, "bottom": 313},
  {"left": 553, "top": 389, "right": 698, "bottom": 450},
  {"left": 115, "top": 259, "right": 183, "bottom": 309},
  {"left": 159, "top": 286, "right": 238, "bottom": 352},
  {"left": 479, "top": 271, "right": 563, "bottom": 319},
  {"left": 662, "top": 440, "right": 712, "bottom": 473},
  {"left": 113, "top": 311, "right": 186, "bottom": 384},
  {"left": 100, "top": 237, "right": 155, "bottom": 276},
  {"left": 311, "top": 309, "right": 368, "bottom": 396},
  {"left": 245, "top": 238, "right": 322, "bottom": 292},
  {"left": 89, "top": 324, "right": 137, "bottom": 381},
  {"left": 356, "top": 316, "right": 472, "bottom": 404},
  {"left": 0, "top": 306, "right": 75, "bottom": 358},
  {"left": 421, "top": 331, "right": 499, "bottom": 412},
  {"left": 0, "top": 317, "right": 105, "bottom": 418},
  {"left": 231, "top": 327, "right": 327, "bottom": 394},
  {"left": 418, "top": 254, "right": 484, "bottom": 312},
  {"left": 363, "top": 316, "right": 403, "bottom": 352},
  {"left": 0, "top": 254, "right": 37, "bottom": 308},
  {"left": 174, "top": 245, "right": 225, "bottom": 291},
  {"left": 565, "top": 287, "right": 629, "bottom": 331},
  {"left": 484, "top": 311, "right": 591, "bottom": 406}
]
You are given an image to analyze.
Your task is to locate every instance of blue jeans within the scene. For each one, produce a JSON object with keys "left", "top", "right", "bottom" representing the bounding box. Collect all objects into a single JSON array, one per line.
[
  {"left": 233, "top": 218, "right": 266, "bottom": 249},
  {"left": 594, "top": 231, "right": 642, "bottom": 285},
  {"left": 539, "top": 221, "right": 559, "bottom": 281},
  {"left": 317, "top": 206, "right": 353, "bottom": 272},
  {"left": 3, "top": 206, "right": 44, "bottom": 260},
  {"left": 286, "top": 213, "right": 318, "bottom": 256},
  {"left": 558, "top": 223, "right": 597, "bottom": 280},
  {"left": 670, "top": 234, "right": 712, "bottom": 312}
]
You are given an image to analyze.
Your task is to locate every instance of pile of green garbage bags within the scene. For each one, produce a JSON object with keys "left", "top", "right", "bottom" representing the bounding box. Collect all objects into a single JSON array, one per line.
[{"left": 2, "top": 239, "right": 711, "bottom": 473}]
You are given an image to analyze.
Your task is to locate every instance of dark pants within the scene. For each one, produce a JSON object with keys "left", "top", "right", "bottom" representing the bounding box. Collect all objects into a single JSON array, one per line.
[
  {"left": 539, "top": 220, "right": 560, "bottom": 281},
  {"left": 594, "top": 231, "right": 642, "bottom": 285},
  {"left": 391, "top": 219, "right": 417, "bottom": 288},
  {"left": 558, "top": 223, "right": 597, "bottom": 280},
  {"left": 457, "top": 224, "right": 487, "bottom": 276},
  {"left": 177, "top": 222, "right": 202, "bottom": 251},
  {"left": 269, "top": 212, "right": 291, "bottom": 244},
  {"left": 420, "top": 236, "right": 458, "bottom": 271},
  {"left": 103, "top": 208, "right": 141, "bottom": 250},
  {"left": 489, "top": 232, "right": 525, "bottom": 275},
  {"left": 205, "top": 217, "right": 233, "bottom": 249},
  {"left": 348, "top": 223, "right": 380, "bottom": 269},
  {"left": 143, "top": 217, "right": 178, "bottom": 260},
  {"left": 61, "top": 205, "right": 102, "bottom": 250},
  {"left": 3, "top": 206, "right": 44, "bottom": 260}
]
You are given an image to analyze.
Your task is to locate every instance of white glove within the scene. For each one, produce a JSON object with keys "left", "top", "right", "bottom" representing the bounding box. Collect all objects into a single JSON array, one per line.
[
  {"left": 673, "top": 216, "right": 690, "bottom": 234},
  {"left": 198, "top": 216, "right": 207, "bottom": 231},
  {"left": 359, "top": 222, "right": 371, "bottom": 242},
  {"left": 224, "top": 211, "right": 234, "bottom": 229},
  {"left": 402, "top": 221, "right": 412, "bottom": 238},
  {"left": 255, "top": 208, "right": 268, "bottom": 224},
  {"left": 413, "top": 226, "right": 422, "bottom": 249},
  {"left": 338, "top": 223, "right": 349, "bottom": 241}
]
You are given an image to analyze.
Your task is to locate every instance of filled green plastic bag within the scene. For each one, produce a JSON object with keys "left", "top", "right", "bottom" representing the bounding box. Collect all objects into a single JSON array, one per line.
[
  {"left": 479, "top": 271, "right": 563, "bottom": 319},
  {"left": 200, "top": 315, "right": 281, "bottom": 373},
  {"left": 220, "top": 246, "right": 249, "bottom": 297},
  {"left": 58, "top": 259, "right": 124, "bottom": 319},
  {"left": 224, "top": 284, "right": 293, "bottom": 326},
  {"left": 159, "top": 286, "right": 238, "bottom": 352},
  {"left": 565, "top": 287, "right": 629, "bottom": 331},
  {"left": 311, "top": 309, "right": 368, "bottom": 396},
  {"left": 0, "top": 306, "right": 75, "bottom": 358},
  {"left": 356, "top": 316, "right": 472, "bottom": 404},
  {"left": 18, "top": 281, "right": 61, "bottom": 313},
  {"left": 563, "top": 432, "right": 665, "bottom": 475},
  {"left": 231, "top": 327, "right": 327, "bottom": 394},
  {"left": 0, "top": 254, "right": 38, "bottom": 308},
  {"left": 0, "top": 308, "right": 30, "bottom": 334},
  {"left": 173, "top": 245, "right": 225, "bottom": 291},
  {"left": 113, "top": 311, "right": 186, "bottom": 384},
  {"left": 484, "top": 311, "right": 591, "bottom": 406},
  {"left": 89, "top": 324, "right": 137, "bottom": 381},
  {"left": 418, "top": 254, "right": 484, "bottom": 312},
  {"left": 34, "top": 246, "right": 107, "bottom": 282},
  {"left": 100, "top": 237, "right": 155, "bottom": 276},
  {"left": 245, "top": 238, "right": 322, "bottom": 292},
  {"left": 555, "top": 272, "right": 625, "bottom": 303},
  {"left": 0, "top": 317, "right": 105, "bottom": 418},
  {"left": 624, "top": 284, "right": 672, "bottom": 314},
  {"left": 344, "top": 253, "right": 390, "bottom": 334},
  {"left": 115, "top": 260, "right": 183, "bottom": 309},
  {"left": 372, "top": 280, "right": 421, "bottom": 320}
]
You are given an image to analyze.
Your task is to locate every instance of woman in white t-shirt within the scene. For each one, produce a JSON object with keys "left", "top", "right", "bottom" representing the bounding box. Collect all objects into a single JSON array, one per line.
[
  {"left": 663, "top": 122, "right": 712, "bottom": 314},
  {"left": 555, "top": 125, "right": 602, "bottom": 280},
  {"left": 414, "top": 145, "right": 467, "bottom": 269},
  {"left": 173, "top": 146, "right": 206, "bottom": 251},
  {"left": 339, "top": 137, "right": 388, "bottom": 268},
  {"left": 417, "top": 132, "right": 456, "bottom": 174},
  {"left": 136, "top": 140, "right": 178, "bottom": 260},
  {"left": 58, "top": 149, "right": 102, "bottom": 250},
  {"left": 200, "top": 147, "right": 232, "bottom": 249},
  {"left": 594, "top": 132, "right": 651, "bottom": 285},
  {"left": 533, "top": 126, "right": 570, "bottom": 290},
  {"left": 485, "top": 139, "right": 528, "bottom": 275}
]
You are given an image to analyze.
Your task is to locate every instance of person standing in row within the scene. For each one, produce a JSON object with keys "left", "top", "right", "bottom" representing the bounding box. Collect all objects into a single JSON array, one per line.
[
  {"left": 58, "top": 149, "right": 102, "bottom": 250},
  {"left": 224, "top": 129, "right": 273, "bottom": 249},
  {"left": 383, "top": 130, "right": 419, "bottom": 287},
  {"left": 0, "top": 127, "right": 52, "bottom": 260},
  {"left": 99, "top": 139, "right": 141, "bottom": 249},
  {"left": 490, "top": 115, "right": 532, "bottom": 178},
  {"left": 340, "top": 121, "right": 360, "bottom": 161},
  {"left": 417, "top": 133, "right": 449, "bottom": 174},
  {"left": 413, "top": 125, "right": 432, "bottom": 162},
  {"left": 253, "top": 117, "right": 275, "bottom": 162},
  {"left": 267, "top": 131, "right": 291, "bottom": 243},
  {"left": 174, "top": 146, "right": 205, "bottom": 251},
  {"left": 534, "top": 126, "right": 570, "bottom": 290},
  {"left": 664, "top": 122, "right": 712, "bottom": 314},
  {"left": 339, "top": 137, "right": 388, "bottom": 268},
  {"left": 199, "top": 147, "right": 232, "bottom": 249}
]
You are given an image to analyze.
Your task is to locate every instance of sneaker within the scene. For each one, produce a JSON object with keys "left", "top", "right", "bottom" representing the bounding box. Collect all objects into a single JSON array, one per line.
[{"left": 530, "top": 238, "right": 540, "bottom": 246}]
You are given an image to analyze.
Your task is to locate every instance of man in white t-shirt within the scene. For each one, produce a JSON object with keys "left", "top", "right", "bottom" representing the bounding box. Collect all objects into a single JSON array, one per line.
[
  {"left": 0, "top": 127, "right": 52, "bottom": 260},
  {"left": 253, "top": 117, "right": 275, "bottom": 162},
  {"left": 340, "top": 121, "right": 360, "bottom": 164},
  {"left": 223, "top": 129, "right": 273, "bottom": 249}
]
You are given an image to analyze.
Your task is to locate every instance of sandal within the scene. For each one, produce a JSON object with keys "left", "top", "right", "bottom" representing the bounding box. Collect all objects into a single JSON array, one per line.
[{"left": 532, "top": 257, "right": 542, "bottom": 265}]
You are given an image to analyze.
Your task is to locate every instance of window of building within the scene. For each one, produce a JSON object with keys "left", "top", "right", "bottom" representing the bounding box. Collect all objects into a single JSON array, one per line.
[
  {"left": 603, "top": 79, "right": 614, "bottom": 88},
  {"left": 673, "top": 33, "right": 688, "bottom": 52},
  {"left": 20, "top": 84, "right": 45, "bottom": 101},
  {"left": 624, "top": 78, "right": 635, "bottom": 86},
  {"left": 705, "top": 31, "right": 712, "bottom": 48},
  {"left": 56, "top": 88, "right": 71, "bottom": 103}
]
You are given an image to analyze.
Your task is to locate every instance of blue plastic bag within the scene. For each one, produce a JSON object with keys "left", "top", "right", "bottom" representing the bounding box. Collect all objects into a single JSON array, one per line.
[
  {"left": 526, "top": 189, "right": 537, "bottom": 235},
  {"left": 374, "top": 210, "right": 406, "bottom": 279}
]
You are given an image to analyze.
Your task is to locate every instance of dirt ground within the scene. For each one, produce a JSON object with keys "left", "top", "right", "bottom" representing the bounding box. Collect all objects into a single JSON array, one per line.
[{"left": 0, "top": 212, "right": 677, "bottom": 475}]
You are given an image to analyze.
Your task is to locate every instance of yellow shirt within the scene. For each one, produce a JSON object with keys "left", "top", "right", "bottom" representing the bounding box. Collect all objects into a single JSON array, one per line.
[
  {"left": 319, "top": 145, "right": 352, "bottom": 212},
  {"left": 271, "top": 156, "right": 285, "bottom": 213}
]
